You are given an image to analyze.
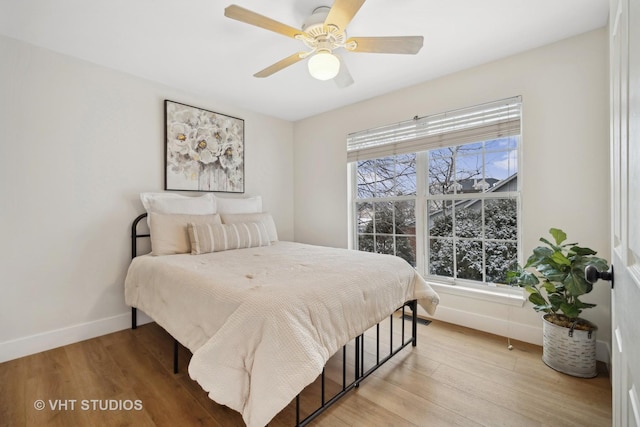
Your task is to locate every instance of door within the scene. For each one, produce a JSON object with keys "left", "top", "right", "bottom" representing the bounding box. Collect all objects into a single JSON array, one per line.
[{"left": 610, "top": 0, "right": 640, "bottom": 425}]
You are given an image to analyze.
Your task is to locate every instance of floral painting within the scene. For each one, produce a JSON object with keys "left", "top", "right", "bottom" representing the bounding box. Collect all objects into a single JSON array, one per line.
[{"left": 165, "top": 100, "right": 244, "bottom": 192}]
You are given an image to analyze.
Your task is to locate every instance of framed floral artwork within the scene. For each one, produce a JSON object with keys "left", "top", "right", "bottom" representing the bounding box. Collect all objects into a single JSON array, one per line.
[{"left": 164, "top": 100, "right": 244, "bottom": 192}]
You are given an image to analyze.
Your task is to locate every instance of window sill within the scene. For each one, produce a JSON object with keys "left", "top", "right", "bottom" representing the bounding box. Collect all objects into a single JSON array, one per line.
[{"left": 427, "top": 282, "right": 526, "bottom": 307}]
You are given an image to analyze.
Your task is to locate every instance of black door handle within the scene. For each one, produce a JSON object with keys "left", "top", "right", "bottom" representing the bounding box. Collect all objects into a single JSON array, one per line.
[{"left": 585, "top": 264, "right": 614, "bottom": 289}]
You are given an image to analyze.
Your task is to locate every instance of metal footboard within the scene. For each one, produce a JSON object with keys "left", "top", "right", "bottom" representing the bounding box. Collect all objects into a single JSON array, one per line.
[{"left": 295, "top": 300, "right": 418, "bottom": 426}]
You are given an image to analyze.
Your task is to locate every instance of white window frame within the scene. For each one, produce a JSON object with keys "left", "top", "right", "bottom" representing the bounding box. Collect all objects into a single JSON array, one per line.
[{"left": 348, "top": 97, "right": 524, "bottom": 305}]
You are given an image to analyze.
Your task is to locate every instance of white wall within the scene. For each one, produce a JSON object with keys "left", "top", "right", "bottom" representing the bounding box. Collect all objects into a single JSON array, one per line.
[
  {"left": 0, "top": 34, "right": 294, "bottom": 362},
  {"left": 0, "top": 28, "right": 611, "bottom": 363},
  {"left": 293, "top": 29, "right": 611, "bottom": 357}
]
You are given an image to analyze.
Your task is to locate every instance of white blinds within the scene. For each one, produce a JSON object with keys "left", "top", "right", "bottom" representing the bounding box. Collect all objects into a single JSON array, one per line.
[{"left": 347, "top": 96, "right": 522, "bottom": 162}]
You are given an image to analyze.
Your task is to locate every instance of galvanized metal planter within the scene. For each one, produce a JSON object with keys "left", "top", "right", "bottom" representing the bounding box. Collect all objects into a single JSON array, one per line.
[{"left": 542, "top": 314, "right": 597, "bottom": 378}]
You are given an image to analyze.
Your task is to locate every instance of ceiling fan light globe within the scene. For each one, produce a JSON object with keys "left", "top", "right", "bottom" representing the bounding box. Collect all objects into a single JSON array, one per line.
[{"left": 308, "top": 52, "right": 340, "bottom": 80}]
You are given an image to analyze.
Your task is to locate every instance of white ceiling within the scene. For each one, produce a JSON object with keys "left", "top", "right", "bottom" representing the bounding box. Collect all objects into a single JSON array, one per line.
[{"left": 0, "top": 0, "right": 609, "bottom": 122}]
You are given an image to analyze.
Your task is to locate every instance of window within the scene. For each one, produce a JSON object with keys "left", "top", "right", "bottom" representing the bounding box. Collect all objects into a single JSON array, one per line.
[
  {"left": 355, "top": 154, "right": 417, "bottom": 266},
  {"left": 349, "top": 98, "right": 521, "bottom": 289}
]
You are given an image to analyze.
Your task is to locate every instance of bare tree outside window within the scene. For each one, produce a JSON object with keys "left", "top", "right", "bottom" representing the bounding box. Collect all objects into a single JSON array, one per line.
[
  {"left": 425, "top": 138, "right": 518, "bottom": 284},
  {"left": 356, "top": 154, "right": 416, "bottom": 265},
  {"left": 354, "top": 137, "right": 519, "bottom": 286}
]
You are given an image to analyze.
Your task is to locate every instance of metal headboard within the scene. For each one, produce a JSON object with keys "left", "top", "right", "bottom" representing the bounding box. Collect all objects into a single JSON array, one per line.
[
  {"left": 130, "top": 212, "right": 149, "bottom": 331},
  {"left": 131, "top": 212, "right": 149, "bottom": 259}
]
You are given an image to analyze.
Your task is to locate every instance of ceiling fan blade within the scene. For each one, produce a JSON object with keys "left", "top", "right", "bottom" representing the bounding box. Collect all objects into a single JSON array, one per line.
[
  {"left": 334, "top": 54, "right": 354, "bottom": 88},
  {"left": 254, "top": 52, "right": 306, "bottom": 78},
  {"left": 324, "top": 0, "right": 366, "bottom": 31},
  {"left": 347, "top": 36, "right": 424, "bottom": 54},
  {"left": 225, "top": 5, "right": 305, "bottom": 39}
]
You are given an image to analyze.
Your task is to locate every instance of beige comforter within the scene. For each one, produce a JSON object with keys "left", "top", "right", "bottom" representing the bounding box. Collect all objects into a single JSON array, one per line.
[{"left": 124, "top": 241, "right": 438, "bottom": 427}]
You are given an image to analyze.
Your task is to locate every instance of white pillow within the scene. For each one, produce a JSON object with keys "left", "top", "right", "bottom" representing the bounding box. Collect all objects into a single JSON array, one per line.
[
  {"left": 149, "top": 213, "right": 222, "bottom": 256},
  {"left": 216, "top": 196, "right": 262, "bottom": 214},
  {"left": 140, "top": 192, "right": 217, "bottom": 215},
  {"left": 220, "top": 212, "right": 278, "bottom": 242},
  {"left": 187, "top": 222, "right": 271, "bottom": 255}
]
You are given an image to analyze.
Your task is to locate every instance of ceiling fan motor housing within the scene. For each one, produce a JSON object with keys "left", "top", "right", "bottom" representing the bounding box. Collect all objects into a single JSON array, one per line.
[{"left": 300, "top": 6, "right": 346, "bottom": 51}]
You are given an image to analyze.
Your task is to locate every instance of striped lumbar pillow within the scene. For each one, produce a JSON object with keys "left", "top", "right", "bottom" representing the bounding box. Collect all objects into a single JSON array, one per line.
[{"left": 187, "top": 221, "right": 271, "bottom": 255}]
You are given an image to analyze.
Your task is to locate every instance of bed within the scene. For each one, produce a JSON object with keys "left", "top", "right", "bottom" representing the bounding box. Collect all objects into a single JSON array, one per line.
[{"left": 124, "top": 202, "right": 439, "bottom": 427}]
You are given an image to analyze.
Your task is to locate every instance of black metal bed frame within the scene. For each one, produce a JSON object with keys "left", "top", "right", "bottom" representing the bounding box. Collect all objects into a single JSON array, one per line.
[{"left": 129, "top": 212, "right": 419, "bottom": 426}]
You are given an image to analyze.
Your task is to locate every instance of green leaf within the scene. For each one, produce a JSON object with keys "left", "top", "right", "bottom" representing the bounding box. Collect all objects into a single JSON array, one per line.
[
  {"left": 574, "top": 298, "right": 597, "bottom": 309},
  {"left": 564, "top": 271, "right": 591, "bottom": 296},
  {"left": 542, "top": 281, "right": 560, "bottom": 294},
  {"left": 524, "top": 286, "right": 542, "bottom": 296},
  {"left": 536, "top": 264, "right": 567, "bottom": 282},
  {"left": 520, "top": 271, "right": 540, "bottom": 285},
  {"left": 550, "top": 251, "right": 571, "bottom": 266},
  {"left": 525, "top": 247, "right": 554, "bottom": 268},
  {"left": 528, "top": 292, "right": 548, "bottom": 307},
  {"left": 560, "top": 302, "right": 580, "bottom": 319},
  {"left": 505, "top": 270, "right": 520, "bottom": 284},
  {"left": 569, "top": 246, "right": 597, "bottom": 256},
  {"left": 533, "top": 303, "right": 553, "bottom": 313},
  {"left": 548, "top": 294, "right": 565, "bottom": 311},
  {"left": 583, "top": 257, "right": 610, "bottom": 272},
  {"left": 539, "top": 237, "right": 559, "bottom": 251},
  {"left": 549, "top": 228, "right": 567, "bottom": 245}
]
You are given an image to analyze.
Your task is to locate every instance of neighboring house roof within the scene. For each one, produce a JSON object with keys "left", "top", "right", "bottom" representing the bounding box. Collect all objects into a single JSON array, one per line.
[
  {"left": 357, "top": 174, "right": 518, "bottom": 231},
  {"left": 431, "top": 173, "right": 518, "bottom": 218},
  {"left": 452, "top": 178, "right": 501, "bottom": 193}
]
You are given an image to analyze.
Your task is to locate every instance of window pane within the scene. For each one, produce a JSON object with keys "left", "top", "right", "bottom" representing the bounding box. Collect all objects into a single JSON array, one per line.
[
  {"left": 456, "top": 239, "right": 483, "bottom": 281},
  {"left": 456, "top": 153, "right": 483, "bottom": 184},
  {"left": 486, "top": 150, "right": 517, "bottom": 182},
  {"left": 396, "top": 236, "right": 416, "bottom": 267},
  {"left": 485, "top": 199, "right": 517, "bottom": 240},
  {"left": 395, "top": 200, "right": 415, "bottom": 234},
  {"left": 455, "top": 145, "right": 485, "bottom": 193},
  {"left": 485, "top": 136, "right": 518, "bottom": 151},
  {"left": 430, "top": 147, "right": 455, "bottom": 159},
  {"left": 429, "top": 238, "right": 453, "bottom": 277},
  {"left": 374, "top": 157, "right": 395, "bottom": 197},
  {"left": 485, "top": 241, "right": 518, "bottom": 284},
  {"left": 358, "top": 234, "right": 374, "bottom": 252},
  {"left": 395, "top": 153, "right": 416, "bottom": 196},
  {"left": 356, "top": 202, "right": 373, "bottom": 233},
  {"left": 376, "top": 235, "right": 395, "bottom": 255},
  {"left": 429, "top": 150, "right": 454, "bottom": 195},
  {"left": 455, "top": 203, "right": 482, "bottom": 238},
  {"left": 428, "top": 200, "right": 452, "bottom": 237},
  {"left": 356, "top": 159, "right": 376, "bottom": 199},
  {"left": 374, "top": 201, "right": 393, "bottom": 234},
  {"left": 458, "top": 142, "right": 483, "bottom": 153}
]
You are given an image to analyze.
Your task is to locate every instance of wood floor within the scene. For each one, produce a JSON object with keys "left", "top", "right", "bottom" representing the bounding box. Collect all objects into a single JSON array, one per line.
[{"left": 0, "top": 317, "right": 611, "bottom": 427}]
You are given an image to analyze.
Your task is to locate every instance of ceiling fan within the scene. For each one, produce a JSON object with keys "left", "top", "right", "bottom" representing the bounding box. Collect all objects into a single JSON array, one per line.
[{"left": 224, "top": 0, "right": 423, "bottom": 88}]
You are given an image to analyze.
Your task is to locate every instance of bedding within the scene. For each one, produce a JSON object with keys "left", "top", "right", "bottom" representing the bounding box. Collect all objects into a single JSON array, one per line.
[
  {"left": 216, "top": 195, "right": 262, "bottom": 213},
  {"left": 148, "top": 212, "right": 222, "bottom": 256},
  {"left": 220, "top": 212, "right": 278, "bottom": 242},
  {"left": 124, "top": 241, "right": 438, "bottom": 427},
  {"left": 140, "top": 192, "right": 217, "bottom": 216},
  {"left": 187, "top": 221, "right": 271, "bottom": 254}
]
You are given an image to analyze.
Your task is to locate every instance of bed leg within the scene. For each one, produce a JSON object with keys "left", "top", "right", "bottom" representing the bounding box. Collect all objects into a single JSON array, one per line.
[
  {"left": 173, "top": 339, "right": 179, "bottom": 374},
  {"left": 411, "top": 300, "right": 418, "bottom": 347},
  {"left": 354, "top": 336, "right": 360, "bottom": 387},
  {"left": 131, "top": 307, "right": 137, "bottom": 330}
]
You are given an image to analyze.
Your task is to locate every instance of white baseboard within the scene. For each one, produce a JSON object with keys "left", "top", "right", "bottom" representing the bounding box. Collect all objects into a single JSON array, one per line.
[
  {"left": 0, "top": 310, "right": 153, "bottom": 364},
  {"left": 420, "top": 305, "right": 610, "bottom": 365},
  {"left": 1, "top": 306, "right": 611, "bottom": 368}
]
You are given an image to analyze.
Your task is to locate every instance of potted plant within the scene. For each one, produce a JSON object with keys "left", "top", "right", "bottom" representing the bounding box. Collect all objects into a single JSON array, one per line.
[{"left": 507, "top": 228, "right": 609, "bottom": 378}]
